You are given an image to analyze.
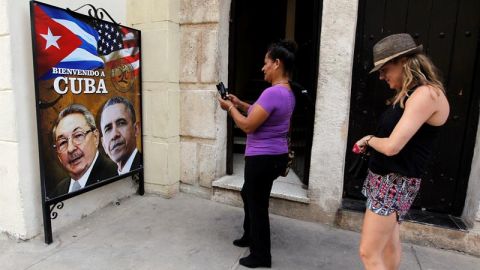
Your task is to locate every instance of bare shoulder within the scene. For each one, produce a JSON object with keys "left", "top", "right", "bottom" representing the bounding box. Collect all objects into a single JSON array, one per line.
[
  {"left": 408, "top": 85, "right": 449, "bottom": 125},
  {"left": 410, "top": 85, "right": 443, "bottom": 100},
  {"left": 407, "top": 85, "right": 449, "bottom": 107},
  {"left": 405, "top": 86, "right": 437, "bottom": 109}
]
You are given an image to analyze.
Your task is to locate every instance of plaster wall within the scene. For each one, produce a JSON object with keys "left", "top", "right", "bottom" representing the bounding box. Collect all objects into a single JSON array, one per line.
[
  {"left": 127, "top": 0, "right": 181, "bottom": 197},
  {"left": 307, "top": 0, "right": 359, "bottom": 221},
  {"left": 463, "top": 115, "right": 480, "bottom": 231},
  {"left": 0, "top": 0, "right": 133, "bottom": 239},
  {"left": 178, "top": 0, "right": 228, "bottom": 197}
]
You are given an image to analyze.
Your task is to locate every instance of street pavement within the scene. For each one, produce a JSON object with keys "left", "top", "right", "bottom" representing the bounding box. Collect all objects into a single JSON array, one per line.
[{"left": 1, "top": 193, "right": 479, "bottom": 270}]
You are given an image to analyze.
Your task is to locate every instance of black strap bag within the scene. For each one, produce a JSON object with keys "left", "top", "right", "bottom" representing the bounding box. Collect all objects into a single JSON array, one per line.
[{"left": 348, "top": 152, "right": 370, "bottom": 180}]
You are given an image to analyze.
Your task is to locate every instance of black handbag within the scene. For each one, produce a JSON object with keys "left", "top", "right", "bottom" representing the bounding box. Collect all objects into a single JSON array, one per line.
[
  {"left": 348, "top": 152, "right": 370, "bottom": 180},
  {"left": 280, "top": 149, "right": 294, "bottom": 177},
  {"left": 280, "top": 128, "right": 294, "bottom": 177}
]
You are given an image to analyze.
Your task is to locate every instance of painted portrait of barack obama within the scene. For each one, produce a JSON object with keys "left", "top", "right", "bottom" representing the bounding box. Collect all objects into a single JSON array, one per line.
[{"left": 100, "top": 96, "right": 143, "bottom": 175}]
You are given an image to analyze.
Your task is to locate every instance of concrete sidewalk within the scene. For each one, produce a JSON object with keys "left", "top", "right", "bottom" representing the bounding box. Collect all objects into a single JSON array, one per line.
[{"left": 1, "top": 194, "right": 479, "bottom": 270}]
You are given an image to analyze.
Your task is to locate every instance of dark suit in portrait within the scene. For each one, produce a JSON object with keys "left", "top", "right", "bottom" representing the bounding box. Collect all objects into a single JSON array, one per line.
[
  {"left": 130, "top": 150, "right": 143, "bottom": 171},
  {"left": 50, "top": 153, "right": 117, "bottom": 198}
]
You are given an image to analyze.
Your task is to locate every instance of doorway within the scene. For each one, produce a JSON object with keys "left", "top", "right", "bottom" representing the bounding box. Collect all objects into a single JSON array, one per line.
[
  {"left": 227, "top": 0, "right": 322, "bottom": 187},
  {"left": 344, "top": 0, "right": 480, "bottom": 216}
]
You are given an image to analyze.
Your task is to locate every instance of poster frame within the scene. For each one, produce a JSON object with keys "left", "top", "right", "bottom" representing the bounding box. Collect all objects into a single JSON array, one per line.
[{"left": 29, "top": 0, "right": 145, "bottom": 244}]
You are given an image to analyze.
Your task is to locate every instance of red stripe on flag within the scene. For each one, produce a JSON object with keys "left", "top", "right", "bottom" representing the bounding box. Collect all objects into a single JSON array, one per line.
[
  {"left": 34, "top": 5, "right": 82, "bottom": 77},
  {"left": 103, "top": 26, "right": 140, "bottom": 77}
]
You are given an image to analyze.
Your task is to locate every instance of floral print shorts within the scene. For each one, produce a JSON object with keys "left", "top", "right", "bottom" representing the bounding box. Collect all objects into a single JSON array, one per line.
[{"left": 362, "top": 169, "right": 421, "bottom": 222}]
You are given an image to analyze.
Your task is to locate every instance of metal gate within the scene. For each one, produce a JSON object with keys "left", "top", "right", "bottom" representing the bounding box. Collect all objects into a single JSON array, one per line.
[{"left": 344, "top": 0, "right": 480, "bottom": 216}]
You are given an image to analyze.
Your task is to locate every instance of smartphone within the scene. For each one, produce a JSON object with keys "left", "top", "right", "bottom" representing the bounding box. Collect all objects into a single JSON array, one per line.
[{"left": 216, "top": 82, "right": 229, "bottom": 100}]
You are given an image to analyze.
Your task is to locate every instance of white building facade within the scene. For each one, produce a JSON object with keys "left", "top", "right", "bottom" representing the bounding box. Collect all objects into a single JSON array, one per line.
[{"left": 0, "top": 0, "right": 479, "bottom": 256}]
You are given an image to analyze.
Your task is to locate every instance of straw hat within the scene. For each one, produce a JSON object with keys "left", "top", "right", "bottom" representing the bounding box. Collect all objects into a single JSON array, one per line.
[{"left": 370, "top": 33, "right": 423, "bottom": 73}]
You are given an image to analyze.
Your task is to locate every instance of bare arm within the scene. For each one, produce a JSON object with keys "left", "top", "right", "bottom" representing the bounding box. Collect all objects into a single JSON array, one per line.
[
  {"left": 218, "top": 97, "right": 269, "bottom": 134},
  {"left": 228, "top": 94, "right": 251, "bottom": 113},
  {"left": 230, "top": 104, "right": 269, "bottom": 133},
  {"left": 356, "top": 86, "right": 441, "bottom": 156}
]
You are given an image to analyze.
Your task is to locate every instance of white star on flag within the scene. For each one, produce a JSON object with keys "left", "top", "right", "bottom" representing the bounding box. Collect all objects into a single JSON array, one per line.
[{"left": 40, "top": 27, "right": 61, "bottom": 50}]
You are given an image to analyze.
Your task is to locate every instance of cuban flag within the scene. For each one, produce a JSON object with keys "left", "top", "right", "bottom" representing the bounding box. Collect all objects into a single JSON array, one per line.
[{"left": 34, "top": 3, "right": 104, "bottom": 80}]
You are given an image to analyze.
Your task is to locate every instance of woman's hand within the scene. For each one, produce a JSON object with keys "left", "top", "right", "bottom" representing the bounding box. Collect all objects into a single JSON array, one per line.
[
  {"left": 227, "top": 94, "right": 250, "bottom": 112},
  {"left": 354, "top": 135, "right": 374, "bottom": 153},
  {"left": 217, "top": 96, "right": 234, "bottom": 111},
  {"left": 228, "top": 94, "right": 241, "bottom": 107}
]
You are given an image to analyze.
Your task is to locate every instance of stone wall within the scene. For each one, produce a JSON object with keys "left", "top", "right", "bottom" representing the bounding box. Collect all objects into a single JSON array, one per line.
[
  {"left": 307, "top": 0, "right": 359, "bottom": 222},
  {"left": 178, "top": 0, "right": 228, "bottom": 197},
  {"left": 175, "top": 0, "right": 360, "bottom": 223},
  {"left": 0, "top": 0, "right": 136, "bottom": 239},
  {"left": 127, "top": 0, "right": 181, "bottom": 197},
  {"left": 0, "top": 0, "right": 24, "bottom": 238},
  {"left": 463, "top": 115, "right": 480, "bottom": 231}
]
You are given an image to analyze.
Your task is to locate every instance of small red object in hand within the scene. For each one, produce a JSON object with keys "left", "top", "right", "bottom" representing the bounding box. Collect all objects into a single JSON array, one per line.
[{"left": 352, "top": 143, "right": 362, "bottom": 154}]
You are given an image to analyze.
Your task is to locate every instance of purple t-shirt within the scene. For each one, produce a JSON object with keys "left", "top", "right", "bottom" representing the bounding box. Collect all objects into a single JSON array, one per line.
[{"left": 245, "top": 85, "right": 295, "bottom": 156}]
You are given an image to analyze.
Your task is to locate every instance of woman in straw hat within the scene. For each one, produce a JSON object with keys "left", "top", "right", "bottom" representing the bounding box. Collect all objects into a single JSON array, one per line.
[{"left": 354, "top": 33, "right": 450, "bottom": 269}]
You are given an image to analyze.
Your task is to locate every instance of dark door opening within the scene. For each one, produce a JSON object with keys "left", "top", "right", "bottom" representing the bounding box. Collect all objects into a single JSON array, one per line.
[
  {"left": 227, "top": 0, "right": 322, "bottom": 186},
  {"left": 344, "top": 0, "right": 480, "bottom": 216}
]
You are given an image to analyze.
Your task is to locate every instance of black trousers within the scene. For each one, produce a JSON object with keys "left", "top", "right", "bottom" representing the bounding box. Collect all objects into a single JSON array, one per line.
[{"left": 241, "top": 154, "right": 288, "bottom": 260}]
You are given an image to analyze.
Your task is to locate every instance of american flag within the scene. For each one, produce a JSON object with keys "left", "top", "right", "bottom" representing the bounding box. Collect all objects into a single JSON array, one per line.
[{"left": 93, "top": 20, "right": 140, "bottom": 76}]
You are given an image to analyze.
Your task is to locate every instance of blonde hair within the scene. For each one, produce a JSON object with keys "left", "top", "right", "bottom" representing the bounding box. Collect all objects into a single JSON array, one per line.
[{"left": 391, "top": 53, "right": 445, "bottom": 108}]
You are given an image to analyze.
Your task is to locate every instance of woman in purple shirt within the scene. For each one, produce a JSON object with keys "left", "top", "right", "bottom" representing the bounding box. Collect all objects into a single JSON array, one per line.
[{"left": 218, "top": 40, "right": 296, "bottom": 268}]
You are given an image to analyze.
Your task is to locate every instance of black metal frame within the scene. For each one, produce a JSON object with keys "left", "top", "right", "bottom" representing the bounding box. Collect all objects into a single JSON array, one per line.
[
  {"left": 67, "top": 4, "right": 119, "bottom": 25},
  {"left": 29, "top": 1, "right": 144, "bottom": 244}
]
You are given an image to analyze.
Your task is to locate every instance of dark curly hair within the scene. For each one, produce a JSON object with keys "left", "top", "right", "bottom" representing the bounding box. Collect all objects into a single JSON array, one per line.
[{"left": 266, "top": 40, "right": 298, "bottom": 78}]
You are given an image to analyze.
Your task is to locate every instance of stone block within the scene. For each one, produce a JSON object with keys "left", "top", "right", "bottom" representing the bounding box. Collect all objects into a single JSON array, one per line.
[
  {"left": 179, "top": 182, "right": 211, "bottom": 199},
  {"left": 200, "top": 28, "right": 218, "bottom": 82},
  {"left": 141, "top": 23, "right": 180, "bottom": 83},
  {"left": 141, "top": 27, "right": 168, "bottom": 82},
  {"left": 198, "top": 143, "right": 215, "bottom": 187},
  {"left": 0, "top": 0, "right": 8, "bottom": 35},
  {"left": 126, "top": 0, "right": 151, "bottom": 25},
  {"left": 141, "top": 90, "right": 151, "bottom": 136},
  {"left": 179, "top": 26, "right": 201, "bottom": 82},
  {"left": 145, "top": 181, "right": 179, "bottom": 198},
  {"left": 180, "top": 141, "right": 197, "bottom": 184},
  {"left": 167, "top": 89, "right": 180, "bottom": 135},
  {"left": 212, "top": 187, "right": 243, "bottom": 207},
  {"left": 167, "top": 141, "right": 180, "bottom": 185},
  {"left": 143, "top": 140, "right": 168, "bottom": 185},
  {"left": 180, "top": 26, "right": 218, "bottom": 83},
  {"left": 143, "top": 139, "right": 179, "bottom": 189},
  {"left": 0, "top": 36, "right": 12, "bottom": 90},
  {"left": 0, "top": 91, "right": 16, "bottom": 141},
  {"left": 180, "top": 0, "right": 219, "bottom": 24},
  {"left": 152, "top": 0, "right": 180, "bottom": 23},
  {"left": 149, "top": 89, "right": 168, "bottom": 137},
  {"left": 168, "top": 23, "right": 180, "bottom": 82},
  {"left": 308, "top": 0, "right": 359, "bottom": 214},
  {"left": 149, "top": 87, "right": 180, "bottom": 139},
  {"left": 180, "top": 90, "right": 216, "bottom": 139}
]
